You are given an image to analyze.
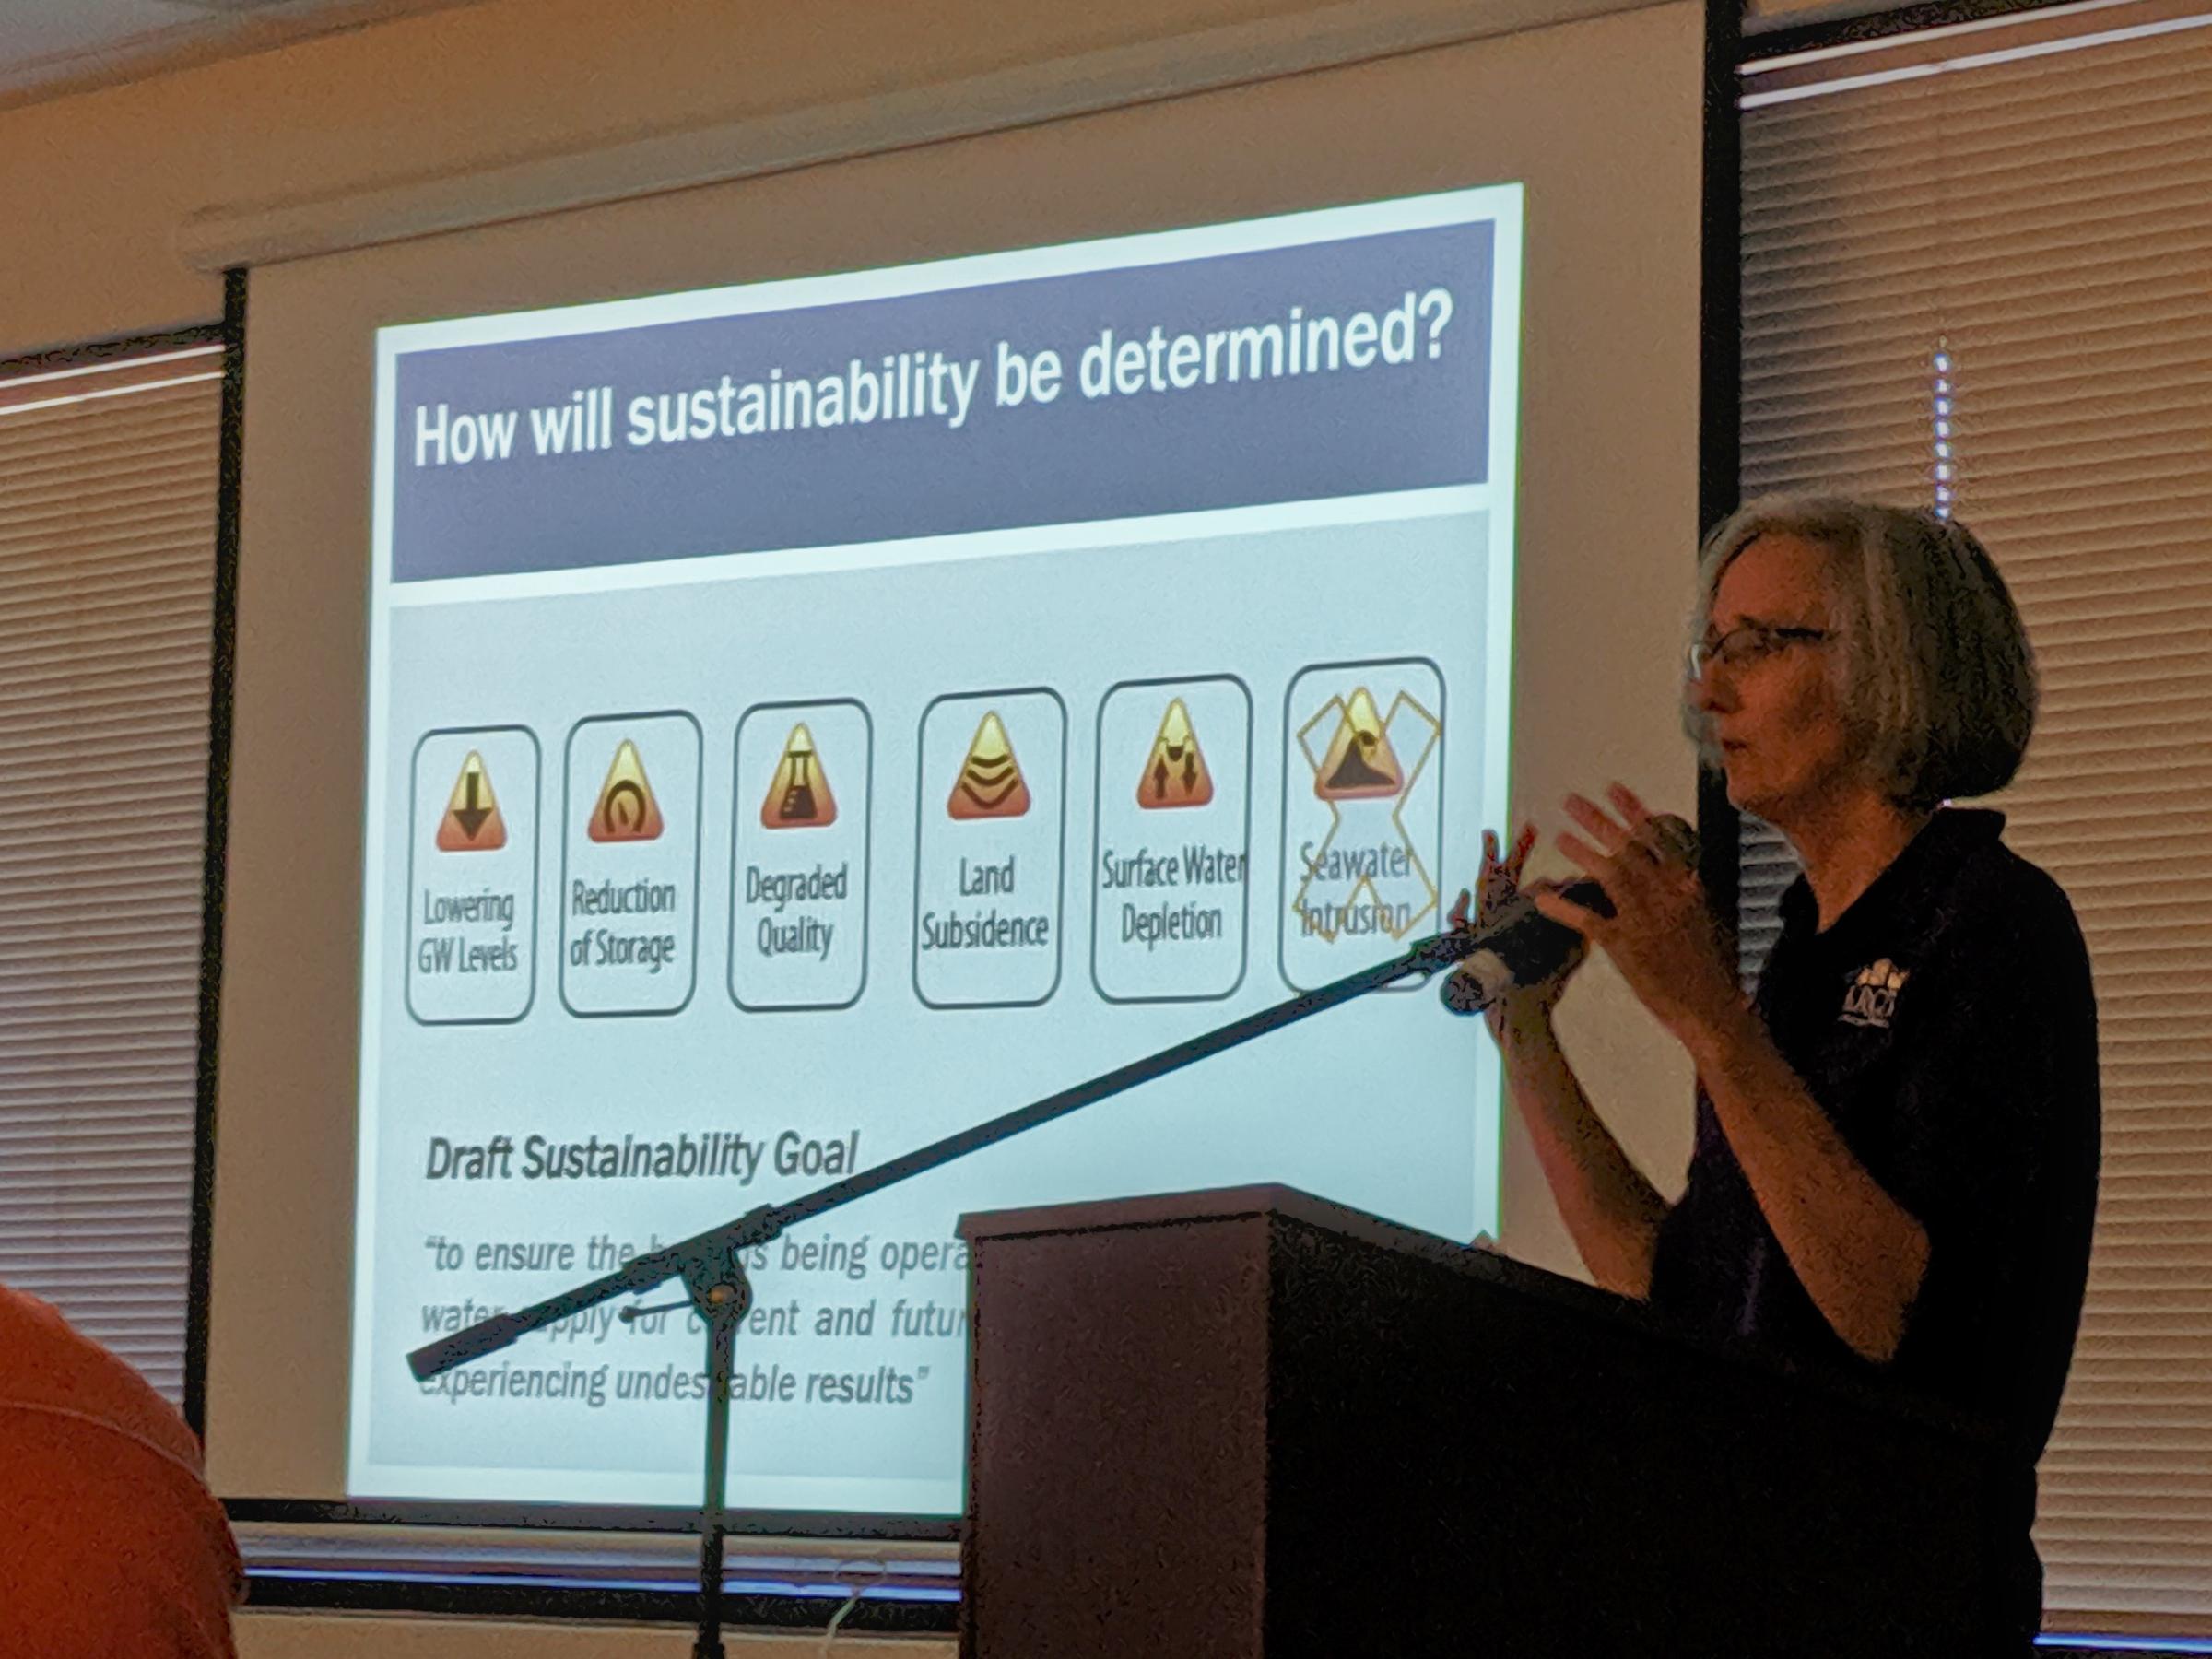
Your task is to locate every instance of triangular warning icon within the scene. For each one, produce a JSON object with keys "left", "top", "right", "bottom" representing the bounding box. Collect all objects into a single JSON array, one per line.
[
  {"left": 947, "top": 711, "right": 1030, "bottom": 821},
  {"left": 1312, "top": 688, "right": 1404, "bottom": 801},
  {"left": 436, "top": 750, "right": 508, "bottom": 852},
  {"left": 589, "top": 738, "right": 665, "bottom": 842},
  {"left": 1135, "top": 698, "right": 1214, "bottom": 811},
  {"left": 761, "top": 723, "right": 836, "bottom": 830}
]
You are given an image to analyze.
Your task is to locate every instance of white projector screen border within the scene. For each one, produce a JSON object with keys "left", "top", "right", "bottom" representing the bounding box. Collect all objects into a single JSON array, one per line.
[{"left": 206, "top": 0, "right": 1721, "bottom": 1535}]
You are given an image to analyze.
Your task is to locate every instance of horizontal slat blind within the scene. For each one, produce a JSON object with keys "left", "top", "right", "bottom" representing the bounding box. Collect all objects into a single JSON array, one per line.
[
  {"left": 1738, "top": 50, "right": 1948, "bottom": 982},
  {"left": 0, "top": 346, "right": 222, "bottom": 1404},
  {"left": 1742, "top": 12, "right": 2212, "bottom": 1636}
]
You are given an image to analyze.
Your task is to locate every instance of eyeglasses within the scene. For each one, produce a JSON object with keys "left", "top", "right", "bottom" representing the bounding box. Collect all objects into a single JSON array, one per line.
[{"left": 1687, "top": 623, "right": 1830, "bottom": 679}]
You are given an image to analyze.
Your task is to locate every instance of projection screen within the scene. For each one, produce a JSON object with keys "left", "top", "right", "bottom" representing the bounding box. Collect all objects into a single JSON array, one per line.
[{"left": 207, "top": 0, "right": 1712, "bottom": 1524}]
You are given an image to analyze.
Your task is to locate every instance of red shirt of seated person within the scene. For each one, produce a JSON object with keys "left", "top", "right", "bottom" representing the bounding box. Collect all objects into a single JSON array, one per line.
[{"left": 0, "top": 1285, "right": 241, "bottom": 1658}]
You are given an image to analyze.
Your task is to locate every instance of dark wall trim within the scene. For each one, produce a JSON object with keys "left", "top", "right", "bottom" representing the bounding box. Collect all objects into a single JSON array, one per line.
[
  {"left": 1743, "top": 0, "right": 2088, "bottom": 64},
  {"left": 226, "top": 1495, "right": 958, "bottom": 1542},
  {"left": 241, "top": 1571, "right": 958, "bottom": 1632},
  {"left": 0, "top": 322, "right": 224, "bottom": 379},
  {"left": 185, "top": 269, "right": 247, "bottom": 1438},
  {"left": 1698, "top": 0, "right": 1745, "bottom": 932}
]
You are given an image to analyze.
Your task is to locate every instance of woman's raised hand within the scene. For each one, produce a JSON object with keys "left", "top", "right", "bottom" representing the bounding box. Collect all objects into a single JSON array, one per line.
[{"left": 1448, "top": 821, "right": 1583, "bottom": 1041}]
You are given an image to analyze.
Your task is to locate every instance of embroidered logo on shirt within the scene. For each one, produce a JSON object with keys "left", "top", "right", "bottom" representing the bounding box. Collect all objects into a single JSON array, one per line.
[{"left": 1841, "top": 958, "right": 1909, "bottom": 1029}]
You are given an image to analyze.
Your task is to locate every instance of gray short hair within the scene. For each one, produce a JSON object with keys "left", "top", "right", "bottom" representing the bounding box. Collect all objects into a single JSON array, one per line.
[{"left": 1683, "top": 495, "right": 2038, "bottom": 810}]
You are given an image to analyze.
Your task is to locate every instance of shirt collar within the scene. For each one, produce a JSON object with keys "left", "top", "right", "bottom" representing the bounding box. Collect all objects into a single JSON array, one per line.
[{"left": 1775, "top": 806, "right": 2006, "bottom": 957}]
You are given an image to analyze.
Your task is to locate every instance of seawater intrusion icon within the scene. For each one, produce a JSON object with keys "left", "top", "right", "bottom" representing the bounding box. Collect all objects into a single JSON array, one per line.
[
  {"left": 589, "top": 738, "right": 665, "bottom": 843},
  {"left": 1312, "top": 688, "right": 1404, "bottom": 801},
  {"left": 948, "top": 711, "right": 1031, "bottom": 820},
  {"left": 1135, "top": 697, "right": 1215, "bottom": 811},
  {"left": 1291, "top": 684, "right": 1441, "bottom": 944},
  {"left": 435, "top": 749, "right": 507, "bottom": 852},
  {"left": 761, "top": 723, "right": 836, "bottom": 830}
]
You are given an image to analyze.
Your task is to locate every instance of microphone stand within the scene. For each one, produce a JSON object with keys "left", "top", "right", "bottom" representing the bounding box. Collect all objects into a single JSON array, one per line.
[{"left": 408, "top": 926, "right": 1477, "bottom": 1659}]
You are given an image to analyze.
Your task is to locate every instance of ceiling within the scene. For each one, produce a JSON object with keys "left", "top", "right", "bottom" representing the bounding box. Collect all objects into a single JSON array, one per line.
[{"left": 0, "top": 0, "right": 470, "bottom": 107}]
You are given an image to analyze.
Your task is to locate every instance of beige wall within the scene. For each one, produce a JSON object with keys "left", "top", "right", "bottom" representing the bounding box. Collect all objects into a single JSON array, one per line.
[{"left": 0, "top": 0, "right": 1370, "bottom": 359}]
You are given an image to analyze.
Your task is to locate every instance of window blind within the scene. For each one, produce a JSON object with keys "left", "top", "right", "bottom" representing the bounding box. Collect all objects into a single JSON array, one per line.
[
  {"left": 0, "top": 342, "right": 223, "bottom": 1405},
  {"left": 1740, "top": 6, "right": 2212, "bottom": 1634}
]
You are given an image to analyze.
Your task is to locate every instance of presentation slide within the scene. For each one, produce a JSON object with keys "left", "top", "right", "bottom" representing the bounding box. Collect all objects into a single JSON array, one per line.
[{"left": 349, "top": 185, "right": 1523, "bottom": 1512}]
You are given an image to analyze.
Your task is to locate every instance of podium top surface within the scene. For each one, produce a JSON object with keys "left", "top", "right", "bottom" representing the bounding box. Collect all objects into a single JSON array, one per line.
[
  {"left": 959, "top": 1182, "right": 1545, "bottom": 1301},
  {"left": 957, "top": 1182, "right": 1462, "bottom": 1258}
]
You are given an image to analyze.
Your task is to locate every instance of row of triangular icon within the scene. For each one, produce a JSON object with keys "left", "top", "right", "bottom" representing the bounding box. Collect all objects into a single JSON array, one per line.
[{"left": 436, "top": 692, "right": 1405, "bottom": 853}]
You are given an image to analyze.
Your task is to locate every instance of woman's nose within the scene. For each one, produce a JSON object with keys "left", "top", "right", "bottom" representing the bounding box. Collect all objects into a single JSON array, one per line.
[{"left": 1688, "top": 668, "right": 1732, "bottom": 715}]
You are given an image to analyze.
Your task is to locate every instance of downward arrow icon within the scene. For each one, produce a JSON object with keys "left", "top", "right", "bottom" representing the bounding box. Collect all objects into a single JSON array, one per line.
[
  {"left": 451, "top": 769, "right": 492, "bottom": 841},
  {"left": 436, "top": 749, "right": 508, "bottom": 853}
]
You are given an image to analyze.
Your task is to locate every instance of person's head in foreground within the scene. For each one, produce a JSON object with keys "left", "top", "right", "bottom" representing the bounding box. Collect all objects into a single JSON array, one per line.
[{"left": 0, "top": 1284, "right": 241, "bottom": 1657}]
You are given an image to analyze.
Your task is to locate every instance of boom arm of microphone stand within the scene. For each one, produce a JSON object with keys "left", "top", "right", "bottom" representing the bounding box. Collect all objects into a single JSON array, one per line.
[
  {"left": 407, "top": 926, "right": 1472, "bottom": 1384},
  {"left": 408, "top": 1205, "right": 783, "bottom": 1381}
]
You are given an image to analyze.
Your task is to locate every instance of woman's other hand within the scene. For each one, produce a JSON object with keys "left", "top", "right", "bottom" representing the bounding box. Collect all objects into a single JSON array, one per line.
[{"left": 1531, "top": 782, "right": 1741, "bottom": 1044}]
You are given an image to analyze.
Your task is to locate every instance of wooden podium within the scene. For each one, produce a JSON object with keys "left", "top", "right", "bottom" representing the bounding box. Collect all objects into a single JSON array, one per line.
[{"left": 958, "top": 1185, "right": 2006, "bottom": 1658}]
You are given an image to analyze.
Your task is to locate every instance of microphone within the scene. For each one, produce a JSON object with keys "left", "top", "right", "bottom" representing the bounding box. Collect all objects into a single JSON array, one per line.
[{"left": 1440, "top": 814, "right": 1699, "bottom": 1017}]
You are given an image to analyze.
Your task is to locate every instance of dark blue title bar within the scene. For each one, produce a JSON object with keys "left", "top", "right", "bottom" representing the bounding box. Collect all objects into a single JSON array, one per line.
[{"left": 388, "top": 219, "right": 1495, "bottom": 582}]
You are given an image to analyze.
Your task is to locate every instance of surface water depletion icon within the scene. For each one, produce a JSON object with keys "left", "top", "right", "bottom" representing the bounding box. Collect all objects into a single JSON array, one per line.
[{"left": 1135, "top": 698, "right": 1215, "bottom": 810}]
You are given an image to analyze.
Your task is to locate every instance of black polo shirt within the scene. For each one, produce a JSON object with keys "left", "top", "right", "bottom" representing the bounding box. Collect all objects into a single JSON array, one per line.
[{"left": 1648, "top": 807, "right": 2100, "bottom": 1635}]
